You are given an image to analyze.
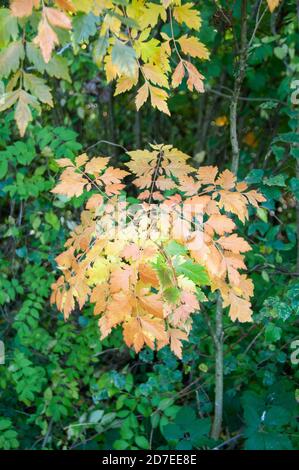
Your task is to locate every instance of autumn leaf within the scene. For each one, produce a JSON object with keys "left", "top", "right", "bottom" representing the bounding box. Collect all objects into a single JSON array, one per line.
[
  {"left": 149, "top": 85, "right": 170, "bottom": 115},
  {"left": 114, "top": 74, "right": 138, "bottom": 96},
  {"left": 173, "top": 3, "right": 201, "bottom": 30},
  {"left": 206, "top": 214, "right": 235, "bottom": 235},
  {"left": 224, "top": 292, "right": 253, "bottom": 323},
  {"left": 135, "top": 82, "right": 149, "bottom": 110},
  {"left": 216, "top": 169, "right": 236, "bottom": 190},
  {"left": 34, "top": 17, "right": 59, "bottom": 63},
  {"left": 44, "top": 7, "right": 72, "bottom": 29},
  {"left": 169, "top": 329, "right": 188, "bottom": 358},
  {"left": 51, "top": 167, "right": 88, "bottom": 197},
  {"left": 172, "top": 61, "right": 185, "bottom": 88},
  {"left": 85, "top": 157, "right": 109, "bottom": 175},
  {"left": 217, "top": 234, "right": 251, "bottom": 254},
  {"left": 55, "top": 0, "right": 75, "bottom": 12},
  {"left": 178, "top": 36, "right": 210, "bottom": 60},
  {"left": 10, "top": 0, "right": 40, "bottom": 17},
  {"left": 197, "top": 166, "right": 218, "bottom": 185},
  {"left": 184, "top": 61, "right": 205, "bottom": 93},
  {"left": 267, "top": 0, "right": 281, "bottom": 12},
  {"left": 15, "top": 89, "right": 40, "bottom": 137}
]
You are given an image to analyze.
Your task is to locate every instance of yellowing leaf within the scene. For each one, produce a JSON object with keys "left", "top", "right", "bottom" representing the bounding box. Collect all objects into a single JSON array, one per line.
[
  {"left": 224, "top": 292, "right": 253, "bottom": 322},
  {"left": 149, "top": 85, "right": 170, "bottom": 115},
  {"left": 267, "top": 0, "right": 281, "bottom": 12},
  {"left": 15, "top": 89, "right": 40, "bottom": 137},
  {"left": 139, "top": 2, "right": 167, "bottom": 28},
  {"left": 142, "top": 63, "right": 169, "bottom": 88},
  {"left": 23, "top": 72, "right": 53, "bottom": 106},
  {"left": 135, "top": 82, "right": 149, "bottom": 110},
  {"left": 216, "top": 169, "right": 236, "bottom": 190},
  {"left": 178, "top": 36, "right": 210, "bottom": 60},
  {"left": 217, "top": 234, "right": 251, "bottom": 254},
  {"left": 214, "top": 115, "right": 228, "bottom": 127},
  {"left": 0, "top": 41, "right": 25, "bottom": 79},
  {"left": 173, "top": 3, "right": 201, "bottom": 30},
  {"left": 87, "top": 258, "right": 110, "bottom": 285},
  {"left": 114, "top": 74, "right": 138, "bottom": 96},
  {"left": 51, "top": 167, "right": 87, "bottom": 197},
  {"left": 206, "top": 214, "right": 235, "bottom": 235},
  {"left": 85, "top": 157, "right": 109, "bottom": 175}
]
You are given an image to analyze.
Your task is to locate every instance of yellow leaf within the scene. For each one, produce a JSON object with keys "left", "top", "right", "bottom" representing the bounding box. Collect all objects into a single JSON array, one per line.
[
  {"left": 178, "top": 35, "right": 210, "bottom": 60},
  {"left": 114, "top": 74, "right": 138, "bottom": 96},
  {"left": 214, "top": 115, "right": 228, "bottom": 127},
  {"left": 267, "top": 0, "right": 280, "bottom": 12},
  {"left": 173, "top": 3, "right": 201, "bottom": 30},
  {"left": 135, "top": 82, "right": 149, "bottom": 110},
  {"left": 139, "top": 2, "right": 167, "bottom": 28},
  {"left": 87, "top": 258, "right": 110, "bottom": 285},
  {"left": 142, "top": 63, "right": 169, "bottom": 88},
  {"left": 149, "top": 85, "right": 170, "bottom": 115}
]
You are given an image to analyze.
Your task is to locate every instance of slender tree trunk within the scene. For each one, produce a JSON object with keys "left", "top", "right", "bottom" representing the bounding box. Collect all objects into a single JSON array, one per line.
[
  {"left": 230, "top": 0, "right": 248, "bottom": 174},
  {"left": 211, "top": 295, "right": 224, "bottom": 439},
  {"left": 212, "top": 0, "right": 248, "bottom": 440}
]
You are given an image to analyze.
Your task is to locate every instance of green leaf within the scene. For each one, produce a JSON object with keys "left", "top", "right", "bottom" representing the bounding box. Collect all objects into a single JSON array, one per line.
[
  {"left": 23, "top": 73, "right": 53, "bottom": 106},
  {"left": 176, "top": 260, "right": 209, "bottom": 285},
  {"left": 0, "top": 9, "right": 19, "bottom": 47},
  {"left": 265, "top": 323, "right": 282, "bottom": 343},
  {"left": 0, "top": 41, "right": 25, "bottom": 79},
  {"left": 72, "top": 13, "right": 98, "bottom": 44},
  {"left": 93, "top": 36, "right": 109, "bottom": 67},
  {"left": 111, "top": 40, "right": 137, "bottom": 77},
  {"left": 135, "top": 435, "right": 150, "bottom": 449}
]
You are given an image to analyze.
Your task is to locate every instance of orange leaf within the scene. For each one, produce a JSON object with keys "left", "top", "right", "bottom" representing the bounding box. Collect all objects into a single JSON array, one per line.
[
  {"left": 217, "top": 234, "right": 251, "bottom": 254},
  {"left": 135, "top": 83, "right": 149, "bottom": 111},
  {"left": 11, "top": 0, "right": 40, "bottom": 17},
  {"left": 34, "top": 17, "right": 59, "bottom": 63},
  {"left": 44, "top": 7, "right": 72, "bottom": 29},
  {"left": 172, "top": 61, "right": 185, "bottom": 88}
]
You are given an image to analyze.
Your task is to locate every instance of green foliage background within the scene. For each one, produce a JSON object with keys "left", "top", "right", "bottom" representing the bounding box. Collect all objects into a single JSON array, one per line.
[{"left": 0, "top": 0, "right": 299, "bottom": 450}]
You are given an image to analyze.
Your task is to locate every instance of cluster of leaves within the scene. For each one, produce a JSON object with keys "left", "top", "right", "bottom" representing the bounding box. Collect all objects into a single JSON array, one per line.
[
  {"left": 0, "top": 0, "right": 212, "bottom": 135},
  {"left": 51, "top": 144, "right": 265, "bottom": 357}
]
